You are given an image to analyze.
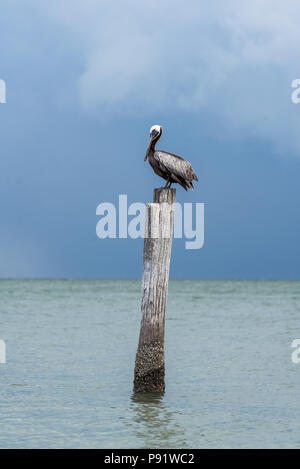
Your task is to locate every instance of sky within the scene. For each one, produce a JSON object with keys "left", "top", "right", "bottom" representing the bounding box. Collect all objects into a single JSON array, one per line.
[{"left": 0, "top": 0, "right": 300, "bottom": 278}]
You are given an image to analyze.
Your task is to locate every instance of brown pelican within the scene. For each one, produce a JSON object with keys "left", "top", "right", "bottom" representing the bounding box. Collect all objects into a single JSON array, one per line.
[{"left": 144, "top": 125, "right": 199, "bottom": 191}]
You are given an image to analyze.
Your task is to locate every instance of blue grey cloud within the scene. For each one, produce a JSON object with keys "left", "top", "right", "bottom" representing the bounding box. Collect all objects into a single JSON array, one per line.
[
  {"left": 1, "top": 0, "right": 300, "bottom": 278},
  {"left": 27, "top": 0, "right": 300, "bottom": 155}
]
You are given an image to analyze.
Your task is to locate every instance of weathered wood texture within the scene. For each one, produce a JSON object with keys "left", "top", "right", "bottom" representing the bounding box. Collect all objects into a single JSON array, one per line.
[{"left": 134, "top": 188, "right": 176, "bottom": 393}]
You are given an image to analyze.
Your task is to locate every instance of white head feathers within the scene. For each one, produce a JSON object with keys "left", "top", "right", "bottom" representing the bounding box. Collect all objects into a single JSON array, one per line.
[{"left": 150, "top": 125, "right": 162, "bottom": 135}]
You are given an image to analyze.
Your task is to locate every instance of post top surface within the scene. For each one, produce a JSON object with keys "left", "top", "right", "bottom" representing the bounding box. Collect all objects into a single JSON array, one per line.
[{"left": 153, "top": 187, "right": 176, "bottom": 204}]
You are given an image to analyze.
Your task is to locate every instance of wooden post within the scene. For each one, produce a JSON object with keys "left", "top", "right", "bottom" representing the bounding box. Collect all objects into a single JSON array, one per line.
[{"left": 134, "top": 187, "right": 176, "bottom": 393}]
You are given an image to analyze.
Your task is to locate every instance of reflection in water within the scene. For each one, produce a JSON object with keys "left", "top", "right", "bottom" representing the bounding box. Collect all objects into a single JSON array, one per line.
[{"left": 129, "top": 393, "right": 187, "bottom": 448}]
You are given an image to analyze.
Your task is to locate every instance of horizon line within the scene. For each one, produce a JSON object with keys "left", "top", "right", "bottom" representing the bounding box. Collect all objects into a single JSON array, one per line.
[{"left": 0, "top": 277, "right": 300, "bottom": 281}]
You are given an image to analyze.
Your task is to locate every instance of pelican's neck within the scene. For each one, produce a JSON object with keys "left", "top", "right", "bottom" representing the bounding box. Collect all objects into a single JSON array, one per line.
[
  {"left": 150, "top": 139, "right": 156, "bottom": 153},
  {"left": 146, "top": 139, "right": 157, "bottom": 160},
  {"left": 149, "top": 135, "right": 160, "bottom": 154}
]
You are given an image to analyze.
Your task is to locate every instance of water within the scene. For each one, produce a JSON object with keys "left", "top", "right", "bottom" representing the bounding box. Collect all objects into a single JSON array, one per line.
[{"left": 0, "top": 279, "right": 299, "bottom": 449}]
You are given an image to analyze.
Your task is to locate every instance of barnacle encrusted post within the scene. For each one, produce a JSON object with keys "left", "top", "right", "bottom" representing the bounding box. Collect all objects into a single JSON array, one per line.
[{"left": 134, "top": 188, "right": 176, "bottom": 393}]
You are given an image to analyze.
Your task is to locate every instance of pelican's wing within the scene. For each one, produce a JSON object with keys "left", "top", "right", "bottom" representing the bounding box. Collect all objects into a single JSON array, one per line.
[{"left": 154, "top": 151, "right": 199, "bottom": 184}]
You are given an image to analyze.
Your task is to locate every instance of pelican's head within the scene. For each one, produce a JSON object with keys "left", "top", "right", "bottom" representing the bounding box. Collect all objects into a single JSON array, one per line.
[{"left": 144, "top": 125, "right": 163, "bottom": 161}]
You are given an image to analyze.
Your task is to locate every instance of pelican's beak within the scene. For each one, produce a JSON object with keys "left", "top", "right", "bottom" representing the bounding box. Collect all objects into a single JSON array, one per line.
[{"left": 144, "top": 136, "right": 153, "bottom": 162}]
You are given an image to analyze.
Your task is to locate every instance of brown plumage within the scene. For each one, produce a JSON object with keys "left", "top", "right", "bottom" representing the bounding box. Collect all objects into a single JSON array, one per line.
[{"left": 144, "top": 125, "right": 199, "bottom": 191}]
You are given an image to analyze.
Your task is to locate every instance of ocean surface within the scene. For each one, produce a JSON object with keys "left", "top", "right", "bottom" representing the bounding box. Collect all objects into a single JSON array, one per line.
[{"left": 0, "top": 279, "right": 300, "bottom": 449}]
